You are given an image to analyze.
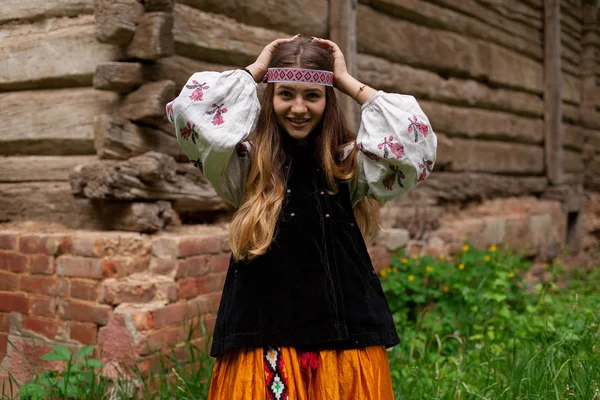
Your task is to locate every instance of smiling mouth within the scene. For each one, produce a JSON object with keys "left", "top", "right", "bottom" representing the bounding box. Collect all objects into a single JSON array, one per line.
[{"left": 287, "top": 118, "right": 310, "bottom": 126}]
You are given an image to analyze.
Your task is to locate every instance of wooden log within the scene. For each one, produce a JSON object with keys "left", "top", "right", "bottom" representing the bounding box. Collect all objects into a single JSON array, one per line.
[
  {"left": 358, "top": 53, "right": 544, "bottom": 118},
  {"left": 564, "top": 149, "right": 585, "bottom": 173},
  {"left": 419, "top": 101, "right": 543, "bottom": 144},
  {"left": 357, "top": 4, "right": 544, "bottom": 94},
  {"left": 436, "top": 134, "right": 545, "bottom": 175},
  {"left": 563, "top": 124, "right": 586, "bottom": 150},
  {"left": 541, "top": 185, "right": 587, "bottom": 212},
  {"left": 562, "top": 72, "right": 582, "bottom": 105},
  {"left": 120, "top": 80, "right": 175, "bottom": 124},
  {"left": 0, "top": 15, "right": 122, "bottom": 91},
  {"left": 425, "top": 0, "right": 542, "bottom": 45},
  {"left": 93, "top": 62, "right": 144, "bottom": 93},
  {"left": 545, "top": 0, "right": 564, "bottom": 184},
  {"left": 416, "top": 172, "right": 548, "bottom": 202},
  {"left": 143, "top": 0, "right": 174, "bottom": 12},
  {"left": 563, "top": 102, "right": 581, "bottom": 124},
  {"left": 70, "top": 152, "right": 230, "bottom": 212},
  {"left": 94, "top": 114, "right": 187, "bottom": 161},
  {"left": 361, "top": 0, "right": 543, "bottom": 61},
  {"left": 475, "top": 0, "right": 542, "bottom": 30},
  {"left": 0, "top": 156, "right": 96, "bottom": 183},
  {"left": 95, "top": 200, "right": 180, "bottom": 233},
  {"left": 94, "top": 0, "right": 144, "bottom": 45},
  {"left": 586, "top": 155, "right": 600, "bottom": 191},
  {"left": 0, "top": 0, "right": 93, "bottom": 24},
  {"left": 0, "top": 88, "right": 119, "bottom": 156},
  {"left": 173, "top": 3, "right": 286, "bottom": 66},
  {"left": 148, "top": 55, "right": 233, "bottom": 90},
  {"left": 177, "top": 0, "right": 328, "bottom": 38},
  {"left": 127, "top": 12, "right": 174, "bottom": 60}
]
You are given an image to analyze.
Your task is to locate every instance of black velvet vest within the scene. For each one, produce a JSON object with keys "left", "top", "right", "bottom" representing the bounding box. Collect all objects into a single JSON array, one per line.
[{"left": 210, "top": 144, "right": 399, "bottom": 357}]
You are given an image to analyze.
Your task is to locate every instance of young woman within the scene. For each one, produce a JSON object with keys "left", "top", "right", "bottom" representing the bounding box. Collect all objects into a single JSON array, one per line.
[{"left": 167, "top": 36, "right": 437, "bottom": 400}]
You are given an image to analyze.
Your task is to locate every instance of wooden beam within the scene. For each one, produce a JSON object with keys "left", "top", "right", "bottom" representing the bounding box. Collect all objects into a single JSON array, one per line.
[
  {"left": 0, "top": 156, "right": 96, "bottom": 183},
  {"left": 120, "top": 80, "right": 175, "bottom": 124},
  {"left": 330, "top": 0, "right": 359, "bottom": 133},
  {"left": 94, "top": 0, "right": 144, "bottom": 45},
  {"left": 93, "top": 62, "right": 144, "bottom": 93},
  {"left": 544, "top": 0, "right": 563, "bottom": 184},
  {"left": 127, "top": 12, "right": 174, "bottom": 60}
]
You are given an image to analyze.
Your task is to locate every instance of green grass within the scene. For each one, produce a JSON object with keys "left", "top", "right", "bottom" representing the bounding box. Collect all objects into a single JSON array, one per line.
[{"left": 2, "top": 246, "right": 599, "bottom": 399}]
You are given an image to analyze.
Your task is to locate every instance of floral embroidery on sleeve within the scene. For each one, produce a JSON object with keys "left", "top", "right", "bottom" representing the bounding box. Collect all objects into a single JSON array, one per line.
[
  {"left": 206, "top": 103, "right": 228, "bottom": 126},
  {"left": 377, "top": 136, "right": 405, "bottom": 159},
  {"left": 186, "top": 80, "right": 210, "bottom": 101},
  {"left": 383, "top": 165, "right": 406, "bottom": 190},
  {"left": 192, "top": 158, "right": 203, "bottom": 173},
  {"left": 235, "top": 142, "right": 250, "bottom": 158},
  {"left": 417, "top": 159, "right": 434, "bottom": 182},
  {"left": 408, "top": 116, "right": 429, "bottom": 142},
  {"left": 357, "top": 143, "right": 381, "bottom": 161},
  {"left": 180, "top": 121, "right": 199, "bottom": 143},
  {"left": 166, "top": 101, "right": 175, "bottom": 122}
]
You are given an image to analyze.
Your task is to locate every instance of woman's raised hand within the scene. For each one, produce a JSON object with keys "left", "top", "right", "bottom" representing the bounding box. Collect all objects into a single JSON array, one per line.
[
  {"left": 246, "top": 35, "right": 299, "bottom": 83},
  {"left": 311, "top": 38, "right": 350, "bottom": 91}
]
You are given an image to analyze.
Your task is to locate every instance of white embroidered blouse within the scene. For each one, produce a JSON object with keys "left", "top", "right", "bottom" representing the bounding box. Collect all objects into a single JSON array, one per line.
[{"left": 167, "top": 69, "right": 437, "bottom": 207}]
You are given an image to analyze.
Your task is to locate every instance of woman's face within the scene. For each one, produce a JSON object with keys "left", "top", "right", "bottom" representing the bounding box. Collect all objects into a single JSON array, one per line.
[{"left": 273, "top": 82, "right": 326, "bottom": 144}]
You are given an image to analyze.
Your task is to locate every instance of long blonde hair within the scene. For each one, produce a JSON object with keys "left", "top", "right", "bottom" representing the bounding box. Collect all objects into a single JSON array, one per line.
[{"left": 230, "top": 37, "right": 380, "bottom": 261}]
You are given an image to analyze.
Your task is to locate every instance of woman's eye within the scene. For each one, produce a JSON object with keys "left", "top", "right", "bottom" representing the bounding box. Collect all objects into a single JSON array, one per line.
[
  {"left": 279, "top": 91, "right": 291, "bottom": 97},
  {"left": 307, "top": 93, "right": 321, "bottom": 100}
]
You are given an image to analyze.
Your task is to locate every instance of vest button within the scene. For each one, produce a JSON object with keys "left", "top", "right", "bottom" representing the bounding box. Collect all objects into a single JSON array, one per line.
[
  {"left": 325, "top": 214, "right": 330, "bottom": 218},
  {"left": 290, "top": 213, "right": 295, "bottom": 217}
]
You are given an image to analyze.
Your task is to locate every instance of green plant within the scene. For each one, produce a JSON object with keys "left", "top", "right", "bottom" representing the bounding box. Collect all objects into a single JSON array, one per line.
[{"left": 18, "top": 345, "right": 107, "bottom": 400}]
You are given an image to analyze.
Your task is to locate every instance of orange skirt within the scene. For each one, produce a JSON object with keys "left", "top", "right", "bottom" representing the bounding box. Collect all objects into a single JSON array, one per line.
[{"left": 208, "top": 346, "right": 395, "bottom": 400}]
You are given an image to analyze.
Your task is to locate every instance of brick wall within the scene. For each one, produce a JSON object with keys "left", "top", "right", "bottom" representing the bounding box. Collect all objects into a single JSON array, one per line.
[{"left": 0, "top": 195, "right": 589, "bottom": 384}]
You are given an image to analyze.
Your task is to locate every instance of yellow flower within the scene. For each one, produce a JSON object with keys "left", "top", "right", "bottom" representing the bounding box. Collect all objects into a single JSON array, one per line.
[
  {"left": 408, "top": 275, "right": 415, "bottom": 281},
  {"left": 484, "top": 255, "right": 491, "bottom": 262},
  {"left": 439, "top": 255, "right": 445, "bottom": 261},
  {"left": 508, "top": 272, "right": 515, "bottom": 278},
  {"left": 380, "top": 269, "right": 388, "bottom": 278},
  {"left": 442, "top": 285, "right": 449, "bottom": 292},
  {"left": 489, "top": 244, "right": 497, "bottom": 252},
  {"left": 393, "top": 267, "right": 399, "bottom": 272},
  {"left": 462, "top": 245, "right": 469, "bottom": 252},
  {"left": 426, "top": 266, "right": 433, "bottom": 273},
  {"left": 412, "top": 254, "right": 419, "bottom": 260},
  {"left": 458, "top": 264, "right": 465, "bottom": 270},
  {"left": 401, "top": 258, "right": 409, "bottom": 264}
]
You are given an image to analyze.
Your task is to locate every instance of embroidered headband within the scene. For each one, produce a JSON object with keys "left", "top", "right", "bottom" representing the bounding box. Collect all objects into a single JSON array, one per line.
[{"left": 264, "top": 68, "right": 334, "bottom": 87}]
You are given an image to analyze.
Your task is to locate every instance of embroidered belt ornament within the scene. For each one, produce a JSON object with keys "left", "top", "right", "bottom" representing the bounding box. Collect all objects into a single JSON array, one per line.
[{"left": 265, "top": 68, "right": 334, "bottom": 87}]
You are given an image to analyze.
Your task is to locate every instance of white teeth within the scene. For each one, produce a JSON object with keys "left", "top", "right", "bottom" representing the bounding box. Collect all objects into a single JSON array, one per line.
[{"left": 288, "top": 118, "right": 309, "bottom": 124}]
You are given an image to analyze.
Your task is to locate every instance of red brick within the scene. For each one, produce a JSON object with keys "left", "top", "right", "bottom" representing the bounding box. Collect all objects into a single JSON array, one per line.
[
  {"left": 145, "top": 326, "right": 186, "bottom": 353},
  {"left": 177, "top": 236, "right": 222, "bottom": 258},
  {"left": 30, "top": 296, "right": 56, "bottom": 318},
  {"left": 178, "top": 274, "right": 226, "bottom": 299},
  {"left": 29, "top": 255, "right": 54, "bottom": 275},
  {"left": 70, "top": 321, "right": 98, "bottom": 344},
  {"left": 209, "top": 253, "right": 231, "bottom": 273},
  {"left": 70, "top": 279, "right": 99, "bottom": 302},
  {"left": 22, "top": 316, "right": 68, "bottom": 340},
  {"left": 18, "top": 235, "right": 71, "bottom": 255},
  {"left": 99, "top": 280, "right": 156, "bottom": 305},
  {"left": 57, "top": 256, "right": 103, "bottom": 279},
  {"left": 20, "top": 276, "right": 67, "bottom": 297},
  {"left": 149, "top": 257, "right": 176, "bottom": 275},
  {"left": 131, "top": 311, "right": 155, "bottom": 331},
  {"left": 0, "top": 233, "right": 17, "bottom": 250},
  {"left": 59, "top": 300, "right": 112, "bottom": 325},
  {"left": 175, "top": 255, "right": 209, "bottom": 278},
  {"left": 0, "top": 271, "right": 19, "bottom": 292},
  {"left": 0, "top": 293, "right": 30, "bottom": 314},
  {"left": 0, "top": 333, "right": 6, "bottom": 356},
  {"left": 0, "top": 251, "right": 28, "bottom": 273},
  {"left": 151, "top": 302, "right": 187, "bottom": 328},
  {"left": 187, "top": 292, "right": 221, "bottom": 315},
  {"left": 0, "top": 312, "right": 9, "bottom": 332}
]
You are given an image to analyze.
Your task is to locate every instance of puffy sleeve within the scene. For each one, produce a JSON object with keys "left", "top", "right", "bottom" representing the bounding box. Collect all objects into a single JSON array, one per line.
[
  {"left": 166, "top": 69, "right": 260, "bottom": 208},
  {"left": 348, "top": 91, "right": 437, "bottom": 206}
]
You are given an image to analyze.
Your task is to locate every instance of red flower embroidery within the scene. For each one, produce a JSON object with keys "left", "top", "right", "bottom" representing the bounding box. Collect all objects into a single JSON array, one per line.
[
  {"left": 377, "top": 136, "right": 405, "bottom": 159},
  {"left": 408, "top": 116, "right": 429, "bottom": 142},
  {"left": 186, "top": 80, "right": 210, "bottom": 102},
  {"left": 166, "top": 101, "right": 174, "bottom": 121},
  {"left": 358, "top": 143, "right": 380, "bottom": 161},
  {"left": 383, "top": 165, "right": 406, "bottom": 190},
  {"left": 180, "top": 121, "right": 196, "bottom": 141},
  {"left": 417, "top": 159, "right": 433, "bottom": 182},
  {"left": 206, "top": 103, "right": 228, "bottom": 126},
  {"left": 236, "top": 142, "right": 249, "bottom": 158}
]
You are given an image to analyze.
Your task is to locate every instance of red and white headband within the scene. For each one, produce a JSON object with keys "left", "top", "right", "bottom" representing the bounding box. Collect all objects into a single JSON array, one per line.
[{"left": 264, "top": 68, "right": 334, "bottom": 87}]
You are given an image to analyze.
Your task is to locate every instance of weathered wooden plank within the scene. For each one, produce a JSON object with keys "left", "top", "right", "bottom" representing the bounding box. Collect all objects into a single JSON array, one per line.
[
  {"left": 177, "top": 0, "right": 328, "bottom": 38},
  {"left": 416, "top": 172, "right": 548, "bottom": 202},
  {"left": 330, "top": 0, "right": 359, "bottom": 133},
  {"left": 475, "top": 0, "right": 542, "bottom": 29},
  {"left": 95, "top": 200, "right": 180, "bottom": 233},
  {"left": 0, "top": 15, "right": 123, "bottom": 91},
  {"left": 420, "top": 101, "right": 543, "bottom": 144},
  {"left": 586, "top": 155, "right": 600, "bottom": 191},
  {"left": 361, "top": 0, "right": 543, "bottom": 60},
  {"left": 562, "top": 72, "right": 582, "bottom": 104},
  {"left": 0, "top": 88, "right": 119, "bottom": 155},
  {"left": 563, "top": 123, "right": 586, "bottom": 150},
  {"left": 564, "top": 149, "right": 585, "bottom": 172},
  {"left": 94, "top": 0, "right": 144, "bottom": 45},
  {"left": 127, "top": 12, "right": 174, "bottom": 60},
  {"left": 0, "top": 156, "right": 96, "bottom": 183},
  {"left": 436, "top": 134, "right": 545, "bottom": 174},
  {"left": 120, "top": 80, "right": 175, "bottom": 124},
  {"left": 358, "top": 53, "right": 544, "bottom": 118},
  {"left": 545, "top": 0, "right": 564, "bottom": 184},
  {"left": 144, "top": 0, "right": 174, "bottom": 11},
  {"left": 0, "top": 0, "right": 93, "bottom": 24},
  {"left": 148, "top": 56, "right": 233, "bottom": 90},
  {"left": 70, "top": 152, "right": 229, "bottom": 211},
  {"left": 173, "top": 3, "right": 286, "bottom": 66},
  {"left": 357, "top": 4, "right": 544, "bottom": 94},
  {"left": 94, "top": 114, "right": 187, "bottom": 161},
  {"left": 93, "top": 62, "right": 144, "bottom": 93}
]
